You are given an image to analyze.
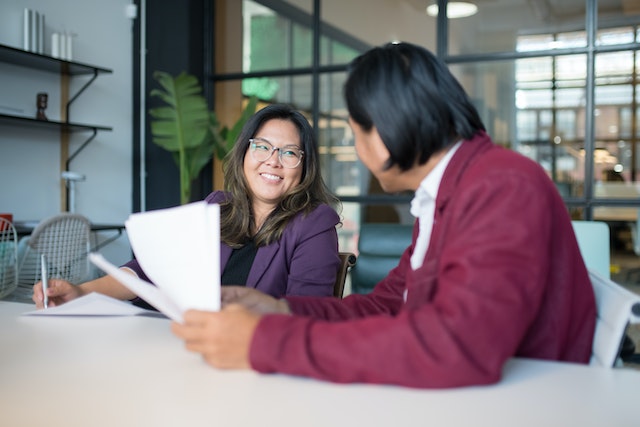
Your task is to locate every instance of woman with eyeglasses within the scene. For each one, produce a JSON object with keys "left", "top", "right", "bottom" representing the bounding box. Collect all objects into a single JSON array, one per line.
[{"left": 33, "top": 104, "right": 342, "bottom": 308}]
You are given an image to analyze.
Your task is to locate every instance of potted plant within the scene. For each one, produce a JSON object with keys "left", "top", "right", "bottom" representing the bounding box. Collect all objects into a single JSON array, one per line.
[{"left": 149, "top": 71, "right": 257, "bottom": 204}]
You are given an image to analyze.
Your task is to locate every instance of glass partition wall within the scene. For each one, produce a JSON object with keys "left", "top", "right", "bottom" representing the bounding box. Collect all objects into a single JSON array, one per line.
[{"left": 213, "top": 0, "right": 640, "bottom": 284}]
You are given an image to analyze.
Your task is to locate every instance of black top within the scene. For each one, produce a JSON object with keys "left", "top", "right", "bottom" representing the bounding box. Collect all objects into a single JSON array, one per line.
[
  {"left": 133, "top": 239, "right": 259, "bottom": 311},
  {"left": 220, "top": 239, "right": 258, "bottom": 286}
]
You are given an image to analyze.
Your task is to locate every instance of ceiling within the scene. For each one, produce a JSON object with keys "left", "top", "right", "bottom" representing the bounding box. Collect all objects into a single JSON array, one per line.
[
  {"left": 280, "top": 0, "right": 639, "bottom": 53},
  {"left": 403, "top": 0, "right": 640, "bottom": 23}
]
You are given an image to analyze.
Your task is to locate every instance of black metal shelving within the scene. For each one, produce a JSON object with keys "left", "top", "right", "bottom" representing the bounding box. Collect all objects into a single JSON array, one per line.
[
  {"left": 0, "top": 43, "right": 112, "bottom": 76},
  {"left": 0, "top": 43, "right": 113, "bottom": 168},
  {"left": 0, "top": 113, "right": 112, "bottom": 132}
]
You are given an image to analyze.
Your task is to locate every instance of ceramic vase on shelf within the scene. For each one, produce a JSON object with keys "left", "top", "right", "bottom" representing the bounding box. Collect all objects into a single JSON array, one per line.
[
  {"left": 51, "top": 31, "right": 75, "bottom": 61},
  {"left": 22, "top": 8, "right": 45, "bottom": 54}
]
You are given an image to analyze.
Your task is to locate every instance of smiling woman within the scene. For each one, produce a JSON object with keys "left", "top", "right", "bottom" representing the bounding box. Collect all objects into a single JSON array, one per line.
[
  {"left": 32, "top": 104, "right": 343, "bottom": 311},
  {"left": 243, "top": 121, "right": 305, "bottom": 231}
]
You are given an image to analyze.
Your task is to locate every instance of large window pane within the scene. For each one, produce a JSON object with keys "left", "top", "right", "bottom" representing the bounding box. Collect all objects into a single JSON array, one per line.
[
  {"left": 449, "top": 61, "right": 515, "bottom": 147},
  {"left": 242, "top": 0, "right": 313, "bottom": 73},
  {"left": 317, "top": 72, "right": 356, "bottom": 196},
  {"left": 216, "top": 0, "right": 640, "bottom": 276},
  {"left": 596, "top": 51, "right": 634, "bottom": 84},
  {"left": 449, "top": 1, "right": 587, "bottom": 55},
  {"left": 597, "top": 26, "right": 636, "bottom": 46},
  {"left": 512, "top": 51, "right": 588, "bottom": 197},
  {"left": 598, "top": 3, "right": 640, "bottom": 35},
  {"left": 321, "top": 0, "right": 436, "bottom": 50},
  {"left": 320, "top": 36, "right": 362, "bottom": 66}
]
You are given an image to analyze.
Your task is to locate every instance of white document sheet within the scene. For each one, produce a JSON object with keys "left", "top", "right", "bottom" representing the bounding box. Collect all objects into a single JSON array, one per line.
[
  {"left": 23, "top": 292, "right": 153, "bottom": 317},
  {"left": 89, "top": 201, "right": 221, "bottom": 323},
  {"left": 88, "top": 253, "right": 184, "bottom": 322}
]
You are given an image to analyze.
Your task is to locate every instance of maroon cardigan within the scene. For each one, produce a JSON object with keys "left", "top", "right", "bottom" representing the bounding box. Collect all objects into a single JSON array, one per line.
[{"left": 248, "top": 132, "right": 596, "bottom": 388}]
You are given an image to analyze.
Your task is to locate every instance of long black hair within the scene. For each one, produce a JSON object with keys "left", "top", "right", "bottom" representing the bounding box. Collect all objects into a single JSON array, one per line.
[
  {"left": 344, "top": 42, "right": 485, "bottom": 171},
  {"left": 221, "top": 104, "right": 339, "bottom": 247}
]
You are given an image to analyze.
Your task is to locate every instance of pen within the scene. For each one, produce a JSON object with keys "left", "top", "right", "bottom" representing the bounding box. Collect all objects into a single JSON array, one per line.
[{"left": 41, "top": 254, "right": 48, "bottom": 309}]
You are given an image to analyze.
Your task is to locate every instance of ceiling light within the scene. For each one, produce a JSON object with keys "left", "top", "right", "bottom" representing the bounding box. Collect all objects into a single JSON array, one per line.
[{"left": 426, "top": 2, "right": 478, "bottom": 19}]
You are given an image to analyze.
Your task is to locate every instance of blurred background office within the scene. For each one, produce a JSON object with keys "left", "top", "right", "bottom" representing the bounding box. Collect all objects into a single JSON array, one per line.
[{"left": 1, "top": 0, "right": 640, "bottom": 288}]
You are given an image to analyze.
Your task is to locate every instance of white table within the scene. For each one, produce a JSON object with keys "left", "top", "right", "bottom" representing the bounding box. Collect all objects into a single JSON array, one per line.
[{"left": 1, "top": 300, "right": 639, "bottom": 427}]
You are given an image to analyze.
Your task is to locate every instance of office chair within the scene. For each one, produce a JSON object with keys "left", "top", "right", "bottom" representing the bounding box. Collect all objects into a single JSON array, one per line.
[
  {"left": 570, "top": 220, "right": 640, "bottom": 366},
  {"left": 0, "top": 218, "right": 19, "bottom": 299},
  {"left": 17, "top": 213, "right": 91, "bottom": 289},
  {"left": 334, "top": 252, "right": 356, "bottom": 298},
  {"left": 588, "top": 269, "right": 640, "bottom": 367},
  {"left": 350, "top": 223, "right": 413, "bottom": 294},
  {"left": 571, "top": 220, "right": 611, "bottom": 279}
]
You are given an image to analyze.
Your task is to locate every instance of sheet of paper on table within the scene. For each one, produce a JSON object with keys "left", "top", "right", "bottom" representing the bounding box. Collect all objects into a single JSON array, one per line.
[
  {"left": 88, "top": 253, "right": 184, "bottom": 321},
  {"left": 90, "top": 201, "right": 221, "bottom": 323},
  {"left": 23, "top": 292, "right": 154, "bottom": 317}
]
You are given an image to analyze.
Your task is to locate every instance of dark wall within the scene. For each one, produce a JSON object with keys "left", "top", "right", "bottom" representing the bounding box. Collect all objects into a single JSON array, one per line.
[{"left": 132, "top": 0, "right": 213, "bottom": 212}]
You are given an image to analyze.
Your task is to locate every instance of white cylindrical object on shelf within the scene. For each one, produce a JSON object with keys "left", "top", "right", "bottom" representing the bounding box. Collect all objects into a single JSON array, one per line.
[
  {"left": 30, "top": 11, "right": 38, "bottom": 52},
  {"left": 60, "top": 33, "right": 67, "bottom": 60},
  {"left": 51, "top": 33, "right": 60, "bottom": 58},
  {"left": 65, "top": 33, "right": 73, "bottom": 60},
  {"left": 38, "top": 14, "right": 44, "bottom": 54},
  {"left": 23, "top": 9, "right": 31, "bottom": 51}
]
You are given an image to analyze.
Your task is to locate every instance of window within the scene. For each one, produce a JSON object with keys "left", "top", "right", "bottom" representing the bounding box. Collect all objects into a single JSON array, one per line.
[{"left": 213, "top": 0, "right": 640, "bottom": 274}]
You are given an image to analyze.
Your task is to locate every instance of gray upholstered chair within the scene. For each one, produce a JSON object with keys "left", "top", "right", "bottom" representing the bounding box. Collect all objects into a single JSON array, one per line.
[
  {"left": 570, "top": 220, "right": 640, "bottom": 366},
  {"left": 350, "top": 223, "right": 413, "bottom": 294}
]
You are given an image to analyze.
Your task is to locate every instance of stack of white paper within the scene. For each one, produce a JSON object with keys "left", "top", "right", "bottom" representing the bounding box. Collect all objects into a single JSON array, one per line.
[{"left": 90, "top": 201, "right": 220, "bottom": 322}]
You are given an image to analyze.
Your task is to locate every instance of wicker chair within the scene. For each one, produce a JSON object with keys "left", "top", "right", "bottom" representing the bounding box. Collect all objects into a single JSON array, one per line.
[
  {"left": 17, "top": 213, "right": 91, "bottom": 291},
  {"left": 0, "top": 217, "right": 19, "bottom": 299}
]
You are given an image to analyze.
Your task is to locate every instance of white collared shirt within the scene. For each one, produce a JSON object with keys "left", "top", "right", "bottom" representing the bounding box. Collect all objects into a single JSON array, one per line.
[{"left": 409, "top": 141, "right": 462, "bottom": 270}]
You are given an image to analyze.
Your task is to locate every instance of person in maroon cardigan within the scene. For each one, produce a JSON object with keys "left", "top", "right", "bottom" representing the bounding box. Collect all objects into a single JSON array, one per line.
[{"left": 171, "top": 42, "right": 597, "bottom": 389}]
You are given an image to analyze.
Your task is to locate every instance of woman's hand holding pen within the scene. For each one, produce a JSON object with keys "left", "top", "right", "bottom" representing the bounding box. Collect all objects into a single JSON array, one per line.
[{"left": 32, "top": 279, "right": 86, "bottom": 309}]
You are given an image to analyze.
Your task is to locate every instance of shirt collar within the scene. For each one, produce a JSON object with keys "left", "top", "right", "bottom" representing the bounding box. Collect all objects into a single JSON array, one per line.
[{"left": 410, "top": 141, "right": 462, "bottom": 218}]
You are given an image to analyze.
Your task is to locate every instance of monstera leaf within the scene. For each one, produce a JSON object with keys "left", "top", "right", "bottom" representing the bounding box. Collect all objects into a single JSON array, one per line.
[
  {"left": 149, "top": 71, "right": 257, "bottom": 205},
  {"left": 150, "top": 71, "right": 213, "bottom": 204}
]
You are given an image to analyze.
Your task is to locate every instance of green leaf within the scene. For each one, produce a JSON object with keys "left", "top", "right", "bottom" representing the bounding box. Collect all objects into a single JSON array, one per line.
[
  {"left": 149, "top": 71, "right": 259, "bottom": 204},
  {"left": 212, "top": 96, "right": 259, "bottom": 159},
  {"left": 225, "top": 95, "right": 258, "bottom": 153},
  {"left": 149, "top": 71, "right": 213, "bottom": 204},
  {"left": 149, "top": 71, "right": 211, "bottom": 153},
  {"left": 186, "top": 141, "right": 216, "bottom": 180}
]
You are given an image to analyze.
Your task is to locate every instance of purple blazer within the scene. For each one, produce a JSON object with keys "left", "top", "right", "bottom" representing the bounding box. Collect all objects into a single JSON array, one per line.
[{"left": 123, "top": 191, "right": 341, "bottom": 298}]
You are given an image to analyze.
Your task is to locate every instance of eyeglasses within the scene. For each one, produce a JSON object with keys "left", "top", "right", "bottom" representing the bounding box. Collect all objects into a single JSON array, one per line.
[{"left": 249, "top": 138, "right": 304, "bottom": 169}]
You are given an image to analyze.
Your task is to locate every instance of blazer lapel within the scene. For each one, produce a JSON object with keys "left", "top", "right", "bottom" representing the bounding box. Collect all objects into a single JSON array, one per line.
[{"left": 245, "top": 240, "right": 280, "bottom": 289}]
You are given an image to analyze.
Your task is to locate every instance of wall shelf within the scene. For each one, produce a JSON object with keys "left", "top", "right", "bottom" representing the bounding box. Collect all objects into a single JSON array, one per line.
[
  {"left": 0, "top": 113, "right": 112, "bottom": 132},
  {"left": 0, "top": 43, "right": 112, "bottom": 76},
  {"left": 0, "top": 43, "right": 113, "bottom": 211}
]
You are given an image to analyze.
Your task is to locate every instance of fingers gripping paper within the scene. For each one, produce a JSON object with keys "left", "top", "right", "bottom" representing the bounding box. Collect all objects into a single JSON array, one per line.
[{"left": 90, "top": 201, "right": 220, "bottom": 322}]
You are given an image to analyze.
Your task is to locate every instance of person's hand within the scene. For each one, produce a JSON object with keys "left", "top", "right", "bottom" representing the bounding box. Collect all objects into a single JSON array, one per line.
[
  {"left": 221, "top": 286, "right": 291, "bottom": 315},
  {"left": 32, "top": 279, "right": 87, "bottom": 309},
  {"left": 171, "top": 304, "right": 261, "bottom": 369}
]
